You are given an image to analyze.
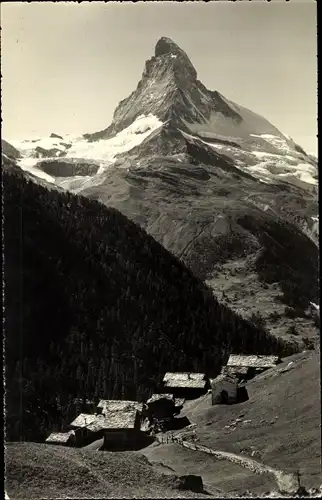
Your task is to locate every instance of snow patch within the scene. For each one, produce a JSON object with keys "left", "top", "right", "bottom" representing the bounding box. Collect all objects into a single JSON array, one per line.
[
  {"left": 18, "top": 162, "right": 56, "bottom": 184},
  {"left": 10, "top": 114, "right": 163, "bottom": 185},
  {"left": 65, "top": 114, "right": 163, "bottom": 165},
  {"left": 250, "top": 133, "right": 293, "bottom": 155}
]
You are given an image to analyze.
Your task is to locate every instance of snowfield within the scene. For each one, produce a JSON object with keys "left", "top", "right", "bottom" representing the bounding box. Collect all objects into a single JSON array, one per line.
[
  {"left": 179, "top": 129, "right": 318, "bottom": 190},
  {"left": 249, "top": 133, "right": 295, "bottom": 155},
  {"left": 9, "top": 114, "right": 163, "bottom": 183},
  {"left": 66, "top": 114, "right": 163, "bottom": 163},
  {"left": 7, "top": 116, "right": 317, "bottom": 194}
]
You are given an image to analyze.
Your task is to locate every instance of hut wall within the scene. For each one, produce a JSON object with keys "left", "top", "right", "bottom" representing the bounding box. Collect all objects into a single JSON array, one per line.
[
  {"left": 102, "top": 429, "right": 145, "bottom": 451},
  {"left": 164, "top": 386, "right": 207, "bottom": 400},
  {"left": 211, "top": 379, "right": 238, "bottom": 405}
]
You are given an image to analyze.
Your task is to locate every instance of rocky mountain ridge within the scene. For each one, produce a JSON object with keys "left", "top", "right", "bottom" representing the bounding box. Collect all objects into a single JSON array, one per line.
[{"left": 3, "top": 37, "right": 319, "bottom": 344}]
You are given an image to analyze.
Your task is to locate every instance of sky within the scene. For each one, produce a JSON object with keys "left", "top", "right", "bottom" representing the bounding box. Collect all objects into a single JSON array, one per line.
[{"left": 1, "top": 1, "right": 318, "bottom": 155}]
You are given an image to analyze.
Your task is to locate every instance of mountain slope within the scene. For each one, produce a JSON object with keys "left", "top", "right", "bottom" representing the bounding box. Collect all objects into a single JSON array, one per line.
[
  {"left": 5, "top": 443, "right": 213, "bottom": 499},
  {"left": 142, "top": 351, "right": 321, "bottom": 493},
  {"left": 4, "top": 168, "right": 297, "bottom": 443},
  {"left": 84, "top": 37, "right": 292, "bottom": 145},
  {"left": 4, "top": 37, "right": 319, "bottom": 343}
]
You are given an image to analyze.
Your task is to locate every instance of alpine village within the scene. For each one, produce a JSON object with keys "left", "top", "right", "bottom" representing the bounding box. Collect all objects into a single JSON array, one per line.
[{"left": 3, "top": 6, "right": 320, "bottom": 499}]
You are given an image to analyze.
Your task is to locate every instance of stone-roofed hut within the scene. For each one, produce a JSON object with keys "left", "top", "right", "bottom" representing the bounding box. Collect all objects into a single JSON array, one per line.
[
  {"left": 211, "top": 374, "right": 238, "bottom": 405},
  {"left": 145, "top": 394, "right": 176, "bottom": 425},
  {"left": 67, "top": 413, "right": 101, "bottom": 446},
  {"left": 45, "top": 430, "right": 77, "bottom": 447},
  {"left": 97, "top": 400, "right": 143, "bottom": 416},
  {"left": 88, "top": 409, "right": 144, "bottom": 450},
  {"left": 223, "top": 354, "right": 281, "bottom": 382},
  {"left": 162, "top": 372, "right": 210, "bottom": 399}
]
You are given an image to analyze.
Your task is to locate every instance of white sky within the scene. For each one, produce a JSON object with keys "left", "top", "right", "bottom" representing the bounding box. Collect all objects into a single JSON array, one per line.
[{"left": 1, "top": 1, "right": 317, "bottom": 155}]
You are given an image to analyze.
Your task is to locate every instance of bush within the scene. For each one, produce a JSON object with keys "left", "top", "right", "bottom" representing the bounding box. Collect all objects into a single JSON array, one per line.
[
  {"left": 269, "top": 311, "right": 280, "bottom": 323},
  {"left": 285, "top": 307, "right": 298, "bottom": 319},
  {"left": 302, "top": 337, "right": 315, "bottom": 350},
  {"left": 249, "top": 312, "right": 266, "bottom": 328},
  {"left": 287, "top": 325, "right": 299, "bottom": 336}
]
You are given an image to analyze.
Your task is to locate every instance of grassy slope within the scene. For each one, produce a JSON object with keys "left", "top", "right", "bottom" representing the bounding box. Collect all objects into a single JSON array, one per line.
[
  {"left": 184, "top": 351, "right": 321, "bottom": 488},
  {"left": 141, "top": 351, "right": 321, "bottom": 493},
  {"left": 5, "top": 443, "right": 215, "bottom": 499},
  {"left": 141, "top": 442, "right": 277, "bottom": 495},
  {"left": 206, "top": 256, "right": 319, "bottom": 346}
]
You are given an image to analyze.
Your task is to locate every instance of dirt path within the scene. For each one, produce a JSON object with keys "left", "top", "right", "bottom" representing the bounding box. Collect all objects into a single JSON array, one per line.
[{"left": 177, "top": 439, "right": 300, "bottom": 495}]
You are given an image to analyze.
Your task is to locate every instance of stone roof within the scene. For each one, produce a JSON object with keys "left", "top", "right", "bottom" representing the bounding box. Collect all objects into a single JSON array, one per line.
[
  {"left": 146, "top": 394, "right": 175, "bottom": 405},
  {"left": 226, "top": 355, "right": 280, "bottom": 369},
  {"left": 86, "top": 409, "right": 139, "bottom": 432},
  {"left": 163, "top": 372, "right": 207, "bottom": 389},
  {"left": 211, "top": 373, "right": 238, "bottom": 386},
  {"left": 97, "top": 400, "right": 143, "bottom": 413},
  {"left": 46, "top": 430, "right": 75, "bottom": 444},
  {"left": 69, "top": 413, "right": 98, "bottom": 428},
  {"left": 222, "top": 365, "right": 249, "bottom": 377}
]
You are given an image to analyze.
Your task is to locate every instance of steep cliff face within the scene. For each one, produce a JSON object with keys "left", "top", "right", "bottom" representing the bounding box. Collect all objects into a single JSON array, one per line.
[{"left": 84, "top": 37, "right": 286, "bottom": 149}]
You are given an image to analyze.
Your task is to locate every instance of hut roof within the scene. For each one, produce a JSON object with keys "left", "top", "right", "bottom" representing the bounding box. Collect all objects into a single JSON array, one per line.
[
  {"left": 69, "top": 413, "right": 98, "bottom": 428},
  {"left": 222, "top": 365, "right": 249, "bottom": 376},
  {"left": 86, "top": 409, "right": 138, "bottom": 432},
  {"left": 146, "top": 394, "right": 175, "bottom": 405},
  {"left": 46, "top": 431, "right": 75, "bottom": 444},
  {"left": 97, "top": 400, "right": 143, "bottom": 412},
  {"left": 226, "top": 355, "right": 280, "bottom": 369},
  {"left": 162, "top": 372, "right": 207, "bottom": 389},
  {"left": 174, "top": 398, "right": 185, "bottom": 407},
  {"left": 211, "top": 373, "right": 238, "bottom": 385}
]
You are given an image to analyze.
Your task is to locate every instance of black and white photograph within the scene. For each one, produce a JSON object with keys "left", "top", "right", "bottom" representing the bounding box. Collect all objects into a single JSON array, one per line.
[{"left": 2, "top": 1, "right": 319, "bottom": 498}]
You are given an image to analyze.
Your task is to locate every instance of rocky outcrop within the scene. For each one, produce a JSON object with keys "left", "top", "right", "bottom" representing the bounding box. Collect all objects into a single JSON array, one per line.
[
  {"left": 38, "top": 160, "right": 100, "bottom": 177},
  {"left": 35, "top": 146, "right": 66, "bottom": 159},
  {"left": 2, "top": 139, "right": 21, "bottom": 160},
  {"left": 50, "top": 133, "right": 64, "bottom": 140}
]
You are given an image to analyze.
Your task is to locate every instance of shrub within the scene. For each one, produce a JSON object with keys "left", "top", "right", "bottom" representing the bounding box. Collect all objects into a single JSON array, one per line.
[
  {"left": 287, "top": 325, "right": 299, "bottom": 336},
  {"left": 302, "top": 337, "right": 315, "bottom": 350}
]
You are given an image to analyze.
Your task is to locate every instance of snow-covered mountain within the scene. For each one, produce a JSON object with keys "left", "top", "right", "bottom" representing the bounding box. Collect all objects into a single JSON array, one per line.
[
  {"left": 3, "top": 37, "right": 319, "bottom": 341},
  {"left": 8, "top": 37, "right": 317, "bottom": 194}
]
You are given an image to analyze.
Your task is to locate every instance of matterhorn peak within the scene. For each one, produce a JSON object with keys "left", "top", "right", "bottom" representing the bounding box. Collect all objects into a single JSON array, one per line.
[
  {"left": 154, "top": 37, "right": 182, "bottom": 56},
  {"left": 154, "top": 36, "right": 197, "bottom": 81},
  {"left": 85, "top": 36, "right": 286, "bottom": 145}
]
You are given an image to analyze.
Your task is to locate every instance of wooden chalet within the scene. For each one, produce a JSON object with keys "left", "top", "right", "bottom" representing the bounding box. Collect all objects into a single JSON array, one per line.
[
  {"left": 162, "top": 372, "right": 210, "bottom": 399},
  {"left": 223, "top": 354, "right": 281, "bottom": 381}
]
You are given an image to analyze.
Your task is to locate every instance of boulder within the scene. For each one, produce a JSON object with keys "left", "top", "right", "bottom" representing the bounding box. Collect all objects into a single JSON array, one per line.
[{"left": 170, "top": 474, "right": 203, "bottom": 493}]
